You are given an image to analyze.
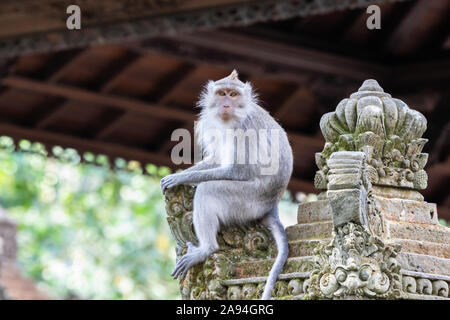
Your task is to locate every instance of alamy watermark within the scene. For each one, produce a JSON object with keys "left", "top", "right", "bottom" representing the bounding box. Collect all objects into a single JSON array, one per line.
[
  {"left": 66, "top": 5, "right": 81, "bottom": 30},
  {"left": 170, "top": 123, "right": 281, "bottom": 176},
  {"left": 366, "top": 5, "right": 381, "bottom": 30}
]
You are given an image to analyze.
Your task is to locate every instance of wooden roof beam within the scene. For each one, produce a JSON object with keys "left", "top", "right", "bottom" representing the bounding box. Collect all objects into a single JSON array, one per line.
[
  {"left": 389, "top": 58, "right": 450, "bottom": 93},
  {"left": 385, "top": 0, "right": 450, "bottom": 55},
  {"left": 96, "top": 62, "right": 197, "bottom": 140},
  {"left": 443, "top": 33, "right": 450, "bottom": 49},
  {"left": 0, "top": 122, "right": 175, "bottom": 169},
  {"left": 32, "top": 52, "right": 143, "bottom": 130},
  {"left": 145, "top": 31, "right": 389, "bottom": 81},
  {"left": 2, "top": 76, "right": 196, "bottom": 123},
  {"left": 2, "top": 75, "right": 324, "bottom": 150}
]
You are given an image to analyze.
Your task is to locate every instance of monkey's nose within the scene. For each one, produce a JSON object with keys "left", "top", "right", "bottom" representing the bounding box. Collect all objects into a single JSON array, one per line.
[{"left": 223, "top": 105, "right": 231, "bottom": 109}]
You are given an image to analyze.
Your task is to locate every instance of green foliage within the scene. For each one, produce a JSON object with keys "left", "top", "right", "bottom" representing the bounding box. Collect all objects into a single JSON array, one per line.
[
  {"left": 0, "top": 145, "right": 180, "bottom": 300},
  {"left": 0, "top": 138, "right": 311, "bottom": 300}
]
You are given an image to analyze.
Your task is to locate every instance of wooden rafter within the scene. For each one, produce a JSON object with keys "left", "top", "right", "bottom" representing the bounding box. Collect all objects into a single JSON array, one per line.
[
  {"left": 273, "top": 86, "right": 301, "bottom": 119},
  {"left": 0, "top": 122, "right": 174, "bottom": 168},
  {"left": 95, "top": 113, "right": 133, "bottom": 140},
  {"left": 443, "top": 33, "right": 450, "bottom": 49},
  {"left": 97, "top": 62, "right": 198, "bottom": 140},
  {"left": 1, "top": 75, "right": 324, "bottom": 151},
  {"left": 137, "top": 32, "right": 450, "bottom": 95},
  {"left": 385, "top": 0, "right": 450, "bottom": 55},
  {"left": 34, "top": 51, "right": 139, "bottom": 130},
  {"left": 150, "top": 31, "right": 389, "bottom": 81},
  {"left": 2, "top": 76, "right": 196, "bottom": 123},
  {"left": 155, "top": 63, "right": 197, "bottom": 104},
  {"left": 48, "top": 50, "right": 92, "bottom": 83}
]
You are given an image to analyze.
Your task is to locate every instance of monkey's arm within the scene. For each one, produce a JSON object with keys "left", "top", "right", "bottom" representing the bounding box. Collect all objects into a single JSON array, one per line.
[
  {"left": 182, "top": 160, "right": 218, "bottom": 173},
  {"left": 161, "top": 165, "right": 255, "bottom": 190}
]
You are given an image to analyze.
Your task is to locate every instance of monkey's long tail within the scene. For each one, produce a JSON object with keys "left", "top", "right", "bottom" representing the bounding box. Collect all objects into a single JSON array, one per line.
[{"left": 260, "top": 213, "right": 289, "bottom": 300}]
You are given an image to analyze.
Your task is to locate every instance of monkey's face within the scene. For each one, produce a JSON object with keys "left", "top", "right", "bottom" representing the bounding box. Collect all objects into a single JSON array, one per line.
[{"left": 214, "top": 88, "right": 243, "bottom": 122}]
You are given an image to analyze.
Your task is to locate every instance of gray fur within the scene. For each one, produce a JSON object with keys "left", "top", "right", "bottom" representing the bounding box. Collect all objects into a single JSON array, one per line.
[{"left": 161, "top": 81, "right": 293, "bottom": 300}]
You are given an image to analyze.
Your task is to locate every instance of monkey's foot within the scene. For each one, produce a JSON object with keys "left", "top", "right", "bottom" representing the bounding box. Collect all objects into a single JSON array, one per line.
[{"left": 171, "top": 245, "right": 208, "bottom": 280}]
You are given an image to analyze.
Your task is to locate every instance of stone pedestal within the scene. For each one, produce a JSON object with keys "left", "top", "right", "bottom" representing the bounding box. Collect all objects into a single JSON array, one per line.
[{"left": 164, "top": 79, "right": 450, "bottom": 300}]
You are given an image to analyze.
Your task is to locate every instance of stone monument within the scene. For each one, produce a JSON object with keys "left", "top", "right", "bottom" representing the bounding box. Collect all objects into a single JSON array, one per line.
[{"left": 164, "top": 80, "right": 450, "bottom": 300}]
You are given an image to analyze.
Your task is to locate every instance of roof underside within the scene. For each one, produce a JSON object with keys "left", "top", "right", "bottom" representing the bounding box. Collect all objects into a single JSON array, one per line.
[{"left": 0, "top": 0, "right": 449, "bottom": 219}]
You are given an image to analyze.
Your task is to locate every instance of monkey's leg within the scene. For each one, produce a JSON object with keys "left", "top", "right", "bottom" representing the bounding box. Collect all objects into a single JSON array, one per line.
[{"left": 171, "top": 185, "right": 220, "bottom": 279}]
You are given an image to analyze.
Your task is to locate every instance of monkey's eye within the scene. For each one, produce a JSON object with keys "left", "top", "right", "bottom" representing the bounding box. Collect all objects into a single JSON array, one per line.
[
  {"left": 229, "top": 91, "right": 238, "bottom": 97},
  {"left": 217, "top": 91, "right": 226, "bottom": 96}
]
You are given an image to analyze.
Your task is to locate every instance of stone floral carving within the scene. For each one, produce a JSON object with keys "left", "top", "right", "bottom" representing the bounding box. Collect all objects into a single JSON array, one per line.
[
  {"left": 401, "top": 275, "right": 449, "bottom": 298},
  {"left": 315, "top": 79, "right": 428, "bottom": 190},
  {"left": 432, "top": 280, "right": 449, "bottom": 297},
  {"left": 304, "top": 222, "right": 402, "bottom": 299}
]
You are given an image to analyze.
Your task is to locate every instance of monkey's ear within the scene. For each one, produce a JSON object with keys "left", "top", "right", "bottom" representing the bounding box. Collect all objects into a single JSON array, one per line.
[
  {"left": 206, "top": 80, "right": 215, "bottom": 92},
  {"left": 230, "top": 69, "right": 239, "bottom": 80},
  {"left": 197, "top": 80, "right": 216, "bottom": 109},
  {"left": 243, "top": 81, "right": 258, "bottom": 105}
]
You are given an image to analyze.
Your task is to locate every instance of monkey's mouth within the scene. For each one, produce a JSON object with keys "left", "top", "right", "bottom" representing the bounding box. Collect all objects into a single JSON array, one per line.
[{"left": 220, "top": 113, "right": 233, "bottom": 121}]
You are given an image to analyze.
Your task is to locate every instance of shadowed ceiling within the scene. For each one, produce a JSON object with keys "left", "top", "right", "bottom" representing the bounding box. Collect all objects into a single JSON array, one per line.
[{"left": 0, "top": 0, "right": 449, "bottom": 218}]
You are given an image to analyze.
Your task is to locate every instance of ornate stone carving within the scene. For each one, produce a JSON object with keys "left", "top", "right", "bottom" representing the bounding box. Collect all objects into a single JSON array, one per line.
[
  {"left": 164, "top": 184, "right": 197, "bottom": 257},
  {"left": 304, "top": 222, "right": 402, "bottom": 299},
  {"left": 402, "top": 276, "right": 416, "bottom": 294},
  {"left": 164, "top": 185, "right": 275, "bottom": 259},
  {"left": 432, "top": 280, "right": 449, "bottom": 297},
  {"left": 401, "top": 273, "right": 450, "bottom": 298},
  {"left": 164, "top": 185, "right": 276, "bottom": 299},
  {"left": 315, "top": 79, "right": 428, "bottom": 190},
  {"left": 416, "top": 278, "right": 432, "bottom": 295}
]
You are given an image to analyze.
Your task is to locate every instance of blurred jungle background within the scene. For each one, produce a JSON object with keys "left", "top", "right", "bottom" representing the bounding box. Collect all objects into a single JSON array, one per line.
[{"left": 0, "top": 138, "right": 310, "bottom": 300}]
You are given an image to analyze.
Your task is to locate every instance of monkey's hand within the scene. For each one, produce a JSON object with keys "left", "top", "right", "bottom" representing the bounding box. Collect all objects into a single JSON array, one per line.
[{"left": 160, "top": 173, "right": 185, "bottom": 192}]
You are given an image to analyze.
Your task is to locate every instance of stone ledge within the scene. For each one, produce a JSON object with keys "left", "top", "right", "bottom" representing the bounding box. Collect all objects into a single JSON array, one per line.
[
  {"left": 401, "top": 270, "right": 450, "bottom": 282},
  {"left": 288, "top": 239, "right": 328, "bottom": 257},
  {"left": 385, "top": 220, "right": 450, "bottom": 243},
  {"left": 286, "top": 220, "right": 332, "bottom": 241},
  {"left": 377, "top": 196, "right": 438, "bottom": 225},
  {"left": 223, "top": 269, "right": 450, "bottom": 300},
  {"left": 222, "top": 272, "right": 310, "bottom": 286},
  {"left": 234, "top": 256, "right": 314, "bottom": 279},
  {"left": 371, "top": 186, "right": 424, "bottom": 201},
  {"left": 397, "top": 252, "right": 450, "bottom": 276},
  {"left": 404, "top": 293, "right": 449, "bottom": 300},
  {"left": 392, "top": 239, "right": 450, "bottom": 259},
  {"left": 297, "top": 200, "right": 332, "bottom": 223}
]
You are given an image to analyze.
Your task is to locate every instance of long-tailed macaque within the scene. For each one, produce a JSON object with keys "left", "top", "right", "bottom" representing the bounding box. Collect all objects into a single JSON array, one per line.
[{"left": 161, "top": 70, "right": 293, "bottom": 300}]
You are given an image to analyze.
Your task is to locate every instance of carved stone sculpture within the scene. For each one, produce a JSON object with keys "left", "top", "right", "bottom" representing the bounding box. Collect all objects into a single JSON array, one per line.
[
  {"left": 304, "top": 222, "right": 402, "bottom": 299},
  {"left": 315, "top": 79, "right": 428, "bottom": 190},
  {"left": 164, "top": 79, "right": 450, "bottom": 300}
]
